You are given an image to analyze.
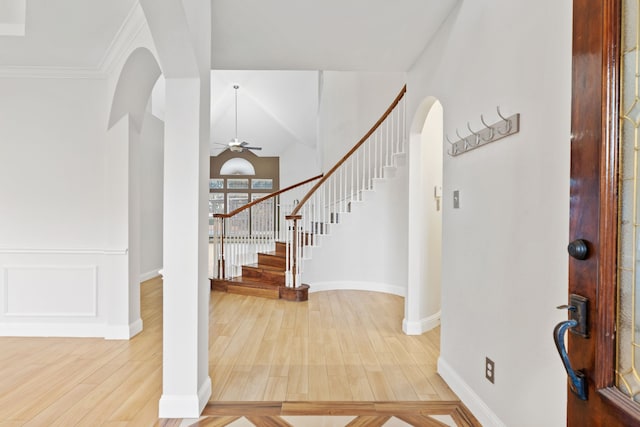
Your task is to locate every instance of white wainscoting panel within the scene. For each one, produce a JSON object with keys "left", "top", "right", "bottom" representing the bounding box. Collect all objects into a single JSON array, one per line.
[{"left": 3, "top": 265, "right": 97, "bottom": 317}]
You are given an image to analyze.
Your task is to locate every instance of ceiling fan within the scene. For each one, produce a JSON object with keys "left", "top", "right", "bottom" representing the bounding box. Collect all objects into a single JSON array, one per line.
[{"left": 215, "top": 85, "right": 262, "bottom": 153}]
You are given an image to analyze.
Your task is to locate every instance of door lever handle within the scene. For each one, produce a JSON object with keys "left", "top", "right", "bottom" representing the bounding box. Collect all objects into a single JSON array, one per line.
[{"left": 554, "top": 305, "right": 588, "bottom": 400}]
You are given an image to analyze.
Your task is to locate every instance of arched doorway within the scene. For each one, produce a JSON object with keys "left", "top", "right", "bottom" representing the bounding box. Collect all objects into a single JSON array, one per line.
[
  {"left": 106, "top": 47, "right": 162, "bottom": 338},
  {"left": 404, "top": 97, "right": 443, "bottom": 335}
]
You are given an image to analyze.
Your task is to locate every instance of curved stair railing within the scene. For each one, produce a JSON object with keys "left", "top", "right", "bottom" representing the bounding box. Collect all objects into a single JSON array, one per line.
[
  {"left": 285, "top": 85, "right": 407, "bottom": 289},
  {"left": 212, "top": 173, "right": 323, "bottom": 279}
]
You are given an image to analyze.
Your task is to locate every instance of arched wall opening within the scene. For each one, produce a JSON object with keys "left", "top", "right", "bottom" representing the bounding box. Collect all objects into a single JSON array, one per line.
[
  {"left": 403, "top": 97, "right": 443, "bottom": 336},
  {"left": 106, "top": 47, "right": 163, "bottom": 339}
]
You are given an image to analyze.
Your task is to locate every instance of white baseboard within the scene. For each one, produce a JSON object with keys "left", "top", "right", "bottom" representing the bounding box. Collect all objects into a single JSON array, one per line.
[
  {"left": 402, "top": 310, "right": 441, "bottom": 335},
  {"left": 130, "top": 318, "right": 143, "bottom": 337},
  {"left": 198, "top": 376, "right": 212, "bottom": 413},
  {"left": 308, "top": 281, "right": 406, "bottom": 297},
  {"left": 0, "top": 322, "right": 106, "bottom": 338},
  {"left": 104, "top": 317, "right": 143, "bottom": 340},
  {"left": 159, "top": 376, "right": 212, "bottom": 418},
  {"left": 438, "top": 357, "right": 506, "bottom": 427},
  {"left": 140, "top": 268, "right": 162, "bottom": 283}
]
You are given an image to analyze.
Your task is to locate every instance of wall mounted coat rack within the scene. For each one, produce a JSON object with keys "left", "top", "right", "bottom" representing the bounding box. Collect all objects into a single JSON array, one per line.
[{"left": 446, "top": 107, "right": 520, "bottom": 157}]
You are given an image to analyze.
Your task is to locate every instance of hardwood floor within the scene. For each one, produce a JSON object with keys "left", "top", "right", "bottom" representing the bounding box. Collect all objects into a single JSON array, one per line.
[
  {"left": 0, "top": 277, "right": 472, "bottom": 426},
  {"left": 210, "top": 290, "right": 455, "bottom": 403},
  {"left": 0, "top": 277, "right": 164, "bottom": 426}
]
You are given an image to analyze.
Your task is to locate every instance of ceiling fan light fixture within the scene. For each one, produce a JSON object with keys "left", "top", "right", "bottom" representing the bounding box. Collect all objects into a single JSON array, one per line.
[{"left": 213, "top": 84, "right": 263, "bottom": 154}]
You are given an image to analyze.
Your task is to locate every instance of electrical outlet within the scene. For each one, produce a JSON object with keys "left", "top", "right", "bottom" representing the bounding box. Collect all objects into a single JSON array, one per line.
[{"left": 485, "top": 357, "right": 495, "bottom": 384}]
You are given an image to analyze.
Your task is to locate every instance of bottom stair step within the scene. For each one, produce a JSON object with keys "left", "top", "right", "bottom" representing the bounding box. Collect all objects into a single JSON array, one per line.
[
  {"left": 210, "top": 278, "right": 309, "bottom": 302},
  {"left": 227, "top": 284, "right": 279, "bottom": 299}
]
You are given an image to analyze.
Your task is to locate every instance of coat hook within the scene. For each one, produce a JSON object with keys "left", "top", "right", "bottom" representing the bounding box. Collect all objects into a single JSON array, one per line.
[
  {"left": 496, "top": 106, "right": 512, "bottom": 135},
  {"left": 466, "top": 122, "right": 480, "bottom": 145},
  {"left": 455, "top": 129, "right": 471, "bottom": 150},
  {"left": 480, "top": 114, "right": 495, "bottom": 142},
  {"left": 496, "top": 106, "right": 508, "bottom": 121},
  {"left": 445, "top": 135, "right": 457, "bottom": 156}
]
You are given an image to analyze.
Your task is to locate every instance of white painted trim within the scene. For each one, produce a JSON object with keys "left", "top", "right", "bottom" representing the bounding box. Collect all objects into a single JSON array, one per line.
[
  {"left": 438, "top": 357, "right": 507, "bottom": 427},
  {"left": 158, "top": 376, "right": 212, "bottom": 418},
  {"left": 402, "top": 310, "right": 441, "bottom": 335},
  {"left": 308, "top": 281, "right": 406, "bottom": 297},
  {"left": 0, "top": 322, "right": 105, "bottom": 338},
  {"left": 198, "top": 376, "right": 212, "bottom": 413},
  {"left": 0, "top": 66, "right": 106, "bottom": 79},
  {"left": 3, "top": 265, "right": 98, "bottom": 317},
  {"left": 0, "top": 1, "right": 146, "bottom": 79},
  {"left": 130, "top": 318, "right": 143, "bottom": 337},
  {"left": 98, "top": 2, "right": 147, "bottom": 74},
  {"left": 104, "top": 317, "right": 143, "bottom": 340},
  {"left": 140, "top": 268, "right": 162, "bottom": 282},
  {"left": 0, "top": 248, "right": 127, "bottom": 255}
]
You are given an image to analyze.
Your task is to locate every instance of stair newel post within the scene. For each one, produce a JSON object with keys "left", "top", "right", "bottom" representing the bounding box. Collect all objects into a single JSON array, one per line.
[
  {"left": 214, "top": 214, "right": 225, "bottom": 279},
  {"left": 286, "top": 214, "right": 302, "bottom": 289}
]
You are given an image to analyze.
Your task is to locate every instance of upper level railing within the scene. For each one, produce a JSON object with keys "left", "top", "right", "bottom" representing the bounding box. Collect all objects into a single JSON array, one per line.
[
  {"left": 284, "top": 85, "right": 407, "bottom": 288},
  {"left": 212, "top": 173, "right": 323, "bottom": 279}
]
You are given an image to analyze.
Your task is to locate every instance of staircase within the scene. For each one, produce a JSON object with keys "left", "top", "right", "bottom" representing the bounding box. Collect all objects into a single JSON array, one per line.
[
  {"left": 211, "top": 242, "right": 309, "bottom": 301},
  {"left": 210, "top": 85, "right": 407, "bottom": 301}
]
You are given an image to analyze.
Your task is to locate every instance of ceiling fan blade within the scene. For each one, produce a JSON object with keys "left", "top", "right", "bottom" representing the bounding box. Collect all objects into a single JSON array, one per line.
[
  {"left": 244, "top": 146, "right": 262, "bottom": 151},
  {"left": 214, "top": 142, "right": 229, "bottom": 147},
  {"left": 240, "top": 141, "right": 249, "bottom": 146}
]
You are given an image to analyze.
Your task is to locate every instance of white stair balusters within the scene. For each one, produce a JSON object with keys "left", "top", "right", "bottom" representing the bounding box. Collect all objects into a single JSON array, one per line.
[
  {"left": 212, "top": 175, "right": 323, "bottom": 280},
  {"left": 284, "top": 86, "right": 407, "bottom": 288}
]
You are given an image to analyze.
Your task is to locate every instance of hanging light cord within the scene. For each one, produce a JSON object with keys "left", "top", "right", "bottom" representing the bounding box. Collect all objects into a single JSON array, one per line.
[{"left": 234, "top": 84, "right": 239, "bottom": 140}]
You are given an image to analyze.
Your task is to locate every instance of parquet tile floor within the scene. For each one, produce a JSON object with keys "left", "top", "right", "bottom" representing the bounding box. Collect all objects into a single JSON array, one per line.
[{"left": 173, "top": 401, "right": 480, "bottom": 426}]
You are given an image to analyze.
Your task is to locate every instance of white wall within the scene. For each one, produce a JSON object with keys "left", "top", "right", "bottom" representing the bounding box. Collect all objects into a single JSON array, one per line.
[
  {"left": 407, "top": 1, "right": 571, "bottom": 426},
  {"left": 139, "top": 112, "right": 164, "bottom": 280},
  {"left": 404, "top": 99, "right": 443, "bottom": 335},
  {"left": 318, "top": 71, "right": 405, "bottom": 170},
  {"left": 0, "top": 4, "right": 160, "bottom": 339},
  {"left": 303, "top": 157, "right": 408, "bottom": 296},
  {"left": 279, "top": 142, "right": 321, "bottom": 188},
  {"left": 303, "top": 71, "right": 408, "bottom": 296},
  {"left": 0, "top": 76, "right": 111, "bottom": 336},
  {"left": 0, "top": 78, "right": 107, "bottom": 248}
]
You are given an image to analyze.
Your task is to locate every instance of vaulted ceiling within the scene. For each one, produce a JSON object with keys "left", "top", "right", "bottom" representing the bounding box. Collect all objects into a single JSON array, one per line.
[
  {"left": 0, "top": 0, "right": 458, "bottom": 155},
  {"left": 210, "top": 0, "right": 458, "bottom": 71},
  {"left": 0, "top": 0, "right": 136, "bottom": 68}
]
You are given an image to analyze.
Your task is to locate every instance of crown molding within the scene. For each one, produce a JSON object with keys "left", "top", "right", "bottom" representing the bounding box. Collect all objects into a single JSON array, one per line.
[
  {"left": 97, "top": 1, "right": 147, "bottom": 75},
  {"left": 0, "top": 1, "right": 146, "bottom": 80},
  {"left": 0, "top": 66, "right": 106, "bottom": 79}
]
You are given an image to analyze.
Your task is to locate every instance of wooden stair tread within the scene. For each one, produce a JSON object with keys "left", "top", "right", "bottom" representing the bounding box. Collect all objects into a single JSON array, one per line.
[
  {"left": 244, "top": 263, "right": 284, "bottom": 272},
  {"left": 259, "top": 251, "right": 285, "bottom": 258}
]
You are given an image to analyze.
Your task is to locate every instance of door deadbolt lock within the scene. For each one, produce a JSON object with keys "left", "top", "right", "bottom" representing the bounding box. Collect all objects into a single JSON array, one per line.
[{"left": 568, "top": 239, "right": 589, "bottom": 260}]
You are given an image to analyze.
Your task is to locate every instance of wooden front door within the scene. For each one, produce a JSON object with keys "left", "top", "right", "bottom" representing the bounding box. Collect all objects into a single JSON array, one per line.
[{"left": 568, "top": 0, "right": 640, "bottom": 424}]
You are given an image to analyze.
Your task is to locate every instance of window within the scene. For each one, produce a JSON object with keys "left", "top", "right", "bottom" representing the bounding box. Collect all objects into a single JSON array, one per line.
[
  {"left": 209, "top": 179, "right": 224, "bottom": 190},
  {"left": 227, "top": 178, "right": 249, "bottom": 190},
  {"left": 210, "top": 152, "right": 279, "bottom": 223},
  {"left": 251, "top": 178, "right": 273, "bottom": 190}
]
